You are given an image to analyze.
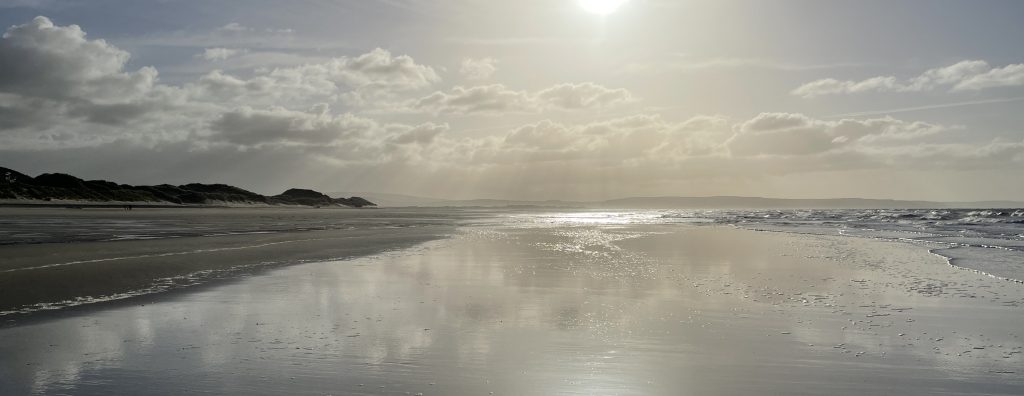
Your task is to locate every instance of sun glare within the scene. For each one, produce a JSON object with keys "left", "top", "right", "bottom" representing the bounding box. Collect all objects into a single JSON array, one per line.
[{"left": 578, "top": 0, "right": 630, "bottom": 15}]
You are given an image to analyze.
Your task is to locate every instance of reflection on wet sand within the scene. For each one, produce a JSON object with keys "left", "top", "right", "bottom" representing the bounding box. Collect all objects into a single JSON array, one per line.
[{"left": 1, "top": 221, "right": 1022, "bottom": 395}]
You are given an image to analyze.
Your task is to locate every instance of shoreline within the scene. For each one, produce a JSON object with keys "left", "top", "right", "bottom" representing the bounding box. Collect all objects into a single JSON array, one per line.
[
  {"left": 0, "top": 226, "right": 455, "bottom": 317},
  {"left": 0, "top": 207, "right": 461, "bottom": 318},
  {"left": 2, "top": 228, "right": 454, "bottom": 317}
]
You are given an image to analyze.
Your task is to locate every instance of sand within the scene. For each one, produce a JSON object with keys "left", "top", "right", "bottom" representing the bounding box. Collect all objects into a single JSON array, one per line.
[
  {"left": 1, "top": 217, "right": 1022, "bottom": 395},
  {"left": 0, "top": 207, "right": 459, "bottom": 314}
]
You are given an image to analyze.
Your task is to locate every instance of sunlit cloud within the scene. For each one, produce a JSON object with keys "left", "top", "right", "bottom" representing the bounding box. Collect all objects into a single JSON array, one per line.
[
  {"left": 459, "top": 57, "right": 498, "bottom": 80},
  {"left": 409, "top": 82, "right": 634, "bottom": 115},
  {"left": 198, "top": 47, "right": 248, "bottom": 61},
  {"left": 793, "top": 60, "right": 1024, "bottom": 98}
]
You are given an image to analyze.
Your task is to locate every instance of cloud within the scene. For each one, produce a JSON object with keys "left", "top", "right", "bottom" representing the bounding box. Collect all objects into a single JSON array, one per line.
[
  {"left": 412, "top": 84, "right": 534, "bottom": 114},
  {"left": 449, "top": 112, "right": 964, "bottom": 173},
  {"left": 198, "top": 47, "right": 248, "bottom": 61},
  {"left": 0, "top": 16, "right": 183, "bottom": 132},
  {"left": 331, "top": 48, "right": 440, "bottom": 90},
  {"left": 535, "top": 83, "right": 633, "bottom": 110},
  {"left": 790, "top": 77, "right": 902, "bottom": 98},
  {"left": 216, "top": 23, "right": 293, "bottom": 34},
  {"left": 793, "top": 60, "right": 1024, "bottom": 97},
  {"left": 459, "top": 57, "right": 498, "bottom": 80},
  {"left": 209, "top": 104, "right": 376, "bottom": 146},
  {"left": 0, "top": 16, "right": 156, "bottom": 101},
  {"left": 180, "top": 47, "right": 442, "bottom": 112},
  {"left": 955, "top": 63, "right": 1024, "bottom": 91},
  {"left": 2, "top": 16, "right": 1022, "bottom": 200},
  {"left": 387, "top": 122, "right": 449, "bottom": 145},
  {"left": 193, "top": 48, "right": 439, "bottom": 101},
  {"left": 491, "top": 114, "right": 706, "bottom": 164},
  {"left": 411, "top": 82, "right": 633, "bottom": 114},
  {"left": 727, "top": 113, "right": 946, "bottom": 156},
  {"left": 204, "top": 104, "right": 448, "bottom": 165},
  {"left": 0, "top": 16, "right": 446, "bottom": 155},
  {"left": 0, "top": 94, "right": 60, "bottom": 130},
  {"left": 218, "top": 22, "right": 249, "bottom": 32}
]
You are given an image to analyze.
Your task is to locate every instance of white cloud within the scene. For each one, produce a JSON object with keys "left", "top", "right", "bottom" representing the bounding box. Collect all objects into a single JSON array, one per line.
[
  {"left": 0, "top": 16, "right": 185, "bottom": 132},
  {"left": 908, "top": 60, "right": 990, "bottom": 91},
  {"left": 412, "top": 84, "right": 534, "bottom": 114},
  {"left": 793, "top": 60, "right": 1024, "bottom": 97},
  {"left": 199, "top": 47, "right": 248, "bottom": 61},
  {"left": 791, "top": 77, "right": 901, "bottom": 98},
  {"left": 328, "top": 48, "right": 440, "bottom": 90},
  {"left": 184, "top": 48, "right": 441, "bottom": 109},
  {"left": 411, "top": 82, "right": 633, "bottom": 114},
  {"left": 459, "top": 57, "right": 498, "bottom": 80},
  {"left": 955, "top": 63, "right": 1024, "bottom": 91}
]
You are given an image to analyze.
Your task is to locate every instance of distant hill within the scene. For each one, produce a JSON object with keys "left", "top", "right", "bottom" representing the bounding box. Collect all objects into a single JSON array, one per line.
[{"left": 0, "top": 167, "right": 375, "bottom": 208}]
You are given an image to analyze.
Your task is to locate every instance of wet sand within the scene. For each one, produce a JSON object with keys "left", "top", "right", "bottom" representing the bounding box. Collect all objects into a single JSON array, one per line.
[
  {"left": 1, "top": 221, "right": 1022, "bottom": 395},
  {"left": 0, "top": 207, "right": 458, "bottom": 314}
]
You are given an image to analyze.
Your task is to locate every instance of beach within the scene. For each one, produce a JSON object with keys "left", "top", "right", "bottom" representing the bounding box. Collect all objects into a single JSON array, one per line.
[
  {"left": 1, "top": 210, "right": 1022, "bottom": 395},
  {"left": 3, "top": 1, "right": 1022, "bottom": 394},
  {"left": 0, "top": 207, "right": 460, "bottom": 315}
]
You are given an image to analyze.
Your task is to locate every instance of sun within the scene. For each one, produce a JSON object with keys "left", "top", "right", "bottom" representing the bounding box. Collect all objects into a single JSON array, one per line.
[{"left": 578, "top": 0, "right": 630, "bottom": 15}]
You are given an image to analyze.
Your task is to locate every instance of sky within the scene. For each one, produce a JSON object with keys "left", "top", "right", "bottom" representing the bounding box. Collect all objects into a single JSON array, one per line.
[{"left": 1, "top": 0, "right": 1023, "bottom": 201}]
